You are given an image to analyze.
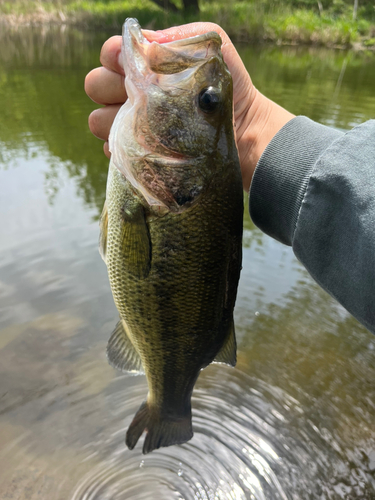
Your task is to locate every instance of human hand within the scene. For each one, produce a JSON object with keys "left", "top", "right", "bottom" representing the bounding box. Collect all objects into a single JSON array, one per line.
[{"left": 85, "top": 23, "right": 294, "bottom": 191}]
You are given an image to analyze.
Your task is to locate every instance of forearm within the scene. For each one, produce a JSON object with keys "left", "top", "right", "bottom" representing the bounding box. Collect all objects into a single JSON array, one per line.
[{"left": 249, "top": 117, "right": 375, "bottom": 334}]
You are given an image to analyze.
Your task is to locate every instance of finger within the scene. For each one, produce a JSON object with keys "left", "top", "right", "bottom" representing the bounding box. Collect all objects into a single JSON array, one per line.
[
  {"left": 143, "top": 22, "right": 227, "bottom": 43},
  {"left": 85, "top": 66, "right": 126, "bottom": 105},
  {"left": 88, "top": 104, "right": 122, "bottom": 141},
  {"left": 100, "top": 35, "right": 124, "bottom": 74}
]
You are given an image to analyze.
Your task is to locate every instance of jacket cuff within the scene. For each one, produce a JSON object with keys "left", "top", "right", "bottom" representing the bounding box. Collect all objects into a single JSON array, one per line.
[{"left": 249, "top": 116, "right": 343, "bottom": 245}]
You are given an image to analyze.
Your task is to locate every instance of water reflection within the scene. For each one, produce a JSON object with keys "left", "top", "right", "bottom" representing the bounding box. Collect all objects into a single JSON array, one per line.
[
  {"left": 70, "top": 369, "right": 290, "bottom": 500},
  {"left": 1, "top": 29, "right": 375, "bottom": 215},
  {"left": 0, "top": 26, "right": 110, "bottom": 214},
  {"left": 1, "top": 26, "right": 375, "bottom": 500},
  {"left": 239, "top": 45, "right": 375, "bottom": 130}
]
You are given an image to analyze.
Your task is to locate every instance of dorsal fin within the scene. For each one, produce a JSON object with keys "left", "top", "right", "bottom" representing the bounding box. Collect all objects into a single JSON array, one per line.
[{"left": 107, "top": 320, "right": 144, "bottom": 374}]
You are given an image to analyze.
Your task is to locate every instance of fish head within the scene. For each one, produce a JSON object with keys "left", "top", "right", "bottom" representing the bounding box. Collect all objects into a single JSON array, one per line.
[{"left": 109, "top": 18, "right": 237, "bottom": 211}]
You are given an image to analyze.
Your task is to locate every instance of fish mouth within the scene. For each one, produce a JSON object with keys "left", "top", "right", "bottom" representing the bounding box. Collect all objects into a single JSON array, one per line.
[
  {"left": 121, "top": 18, "right": 225, "bottom": 160},
  {"left": 124, "top": 17, "right": 222, "bottom": 48},
  {"left": 122, "top": 18, "right": 222, "bottom": 78},
  {"left": 109, "top": 19, "right": 225, "bottom": 211}
]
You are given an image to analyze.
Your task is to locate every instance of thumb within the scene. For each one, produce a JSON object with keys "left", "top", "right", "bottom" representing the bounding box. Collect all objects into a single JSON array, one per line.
[
  {"left": 142, "top": 23, "right": 251, "bottom": 93},
  {"left": 142, "top": 22, "right": 229, "bottom": 44}
]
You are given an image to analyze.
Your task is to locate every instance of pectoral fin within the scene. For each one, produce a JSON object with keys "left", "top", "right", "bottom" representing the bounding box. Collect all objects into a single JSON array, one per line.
[
  {"left": 99, "top": 201, "right": 108, "bottom": 262},
  {"left": 213, "top": 319, "right": 237, "bottom": 367},
  {"left": 107, "top": 320, "right": 144, "bottom": 374},
  {"left": 121, "top": 198, "right": 151, "bottom": 279}
]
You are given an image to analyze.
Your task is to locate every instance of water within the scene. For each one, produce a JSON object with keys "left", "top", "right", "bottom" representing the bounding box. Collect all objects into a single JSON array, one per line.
[{"left": 1, "top": 26, "right": 375, "bottom": 500}]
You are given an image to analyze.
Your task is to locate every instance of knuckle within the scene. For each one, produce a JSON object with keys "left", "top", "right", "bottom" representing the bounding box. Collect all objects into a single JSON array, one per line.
[{"left": 206, "top": 22, "right": 227, "bottom": 40}]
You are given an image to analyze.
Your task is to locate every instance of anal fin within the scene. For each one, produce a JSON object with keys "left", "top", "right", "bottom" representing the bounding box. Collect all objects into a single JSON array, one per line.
[
  {"left": 107, "top": 320, "right": 144, "bottom": 374},
  {"left": 213, "top": 319, "right": 237, "bottom": 367}
]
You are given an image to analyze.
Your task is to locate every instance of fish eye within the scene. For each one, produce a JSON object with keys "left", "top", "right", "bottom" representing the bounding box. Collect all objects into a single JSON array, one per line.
[{"left": 198, "top": 87, "right": 220, "bottom": 113}]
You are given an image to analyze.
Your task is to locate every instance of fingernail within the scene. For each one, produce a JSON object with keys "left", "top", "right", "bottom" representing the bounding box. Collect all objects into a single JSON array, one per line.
[{"left": 117, "top": 50, "right": 124, "bottom": 71}]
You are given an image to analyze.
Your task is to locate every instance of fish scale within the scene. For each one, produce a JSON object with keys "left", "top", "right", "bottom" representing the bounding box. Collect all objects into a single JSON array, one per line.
[{"left": 100, "top": 18, "right": 243, "bottom": 454}]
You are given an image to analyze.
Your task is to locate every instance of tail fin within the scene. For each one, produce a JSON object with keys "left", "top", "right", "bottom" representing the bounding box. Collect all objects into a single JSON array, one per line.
[{"left": 125, "top": 401, "right": 193, "bottom": 454}]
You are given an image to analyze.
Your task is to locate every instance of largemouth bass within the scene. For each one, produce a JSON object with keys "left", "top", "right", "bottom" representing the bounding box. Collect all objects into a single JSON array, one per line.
[{"left": 100, "top": 18, "right": 243, "bottom": 454}]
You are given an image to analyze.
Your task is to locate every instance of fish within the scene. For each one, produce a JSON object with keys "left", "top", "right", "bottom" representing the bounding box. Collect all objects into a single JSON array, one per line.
[{"left": 100, "top": 18, "right": 243, "bottom": 454}]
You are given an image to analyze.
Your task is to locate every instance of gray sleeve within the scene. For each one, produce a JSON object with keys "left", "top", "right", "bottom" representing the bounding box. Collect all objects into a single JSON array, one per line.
[{"left": 249, "top": 116, "right": 375, "bottom": 334}]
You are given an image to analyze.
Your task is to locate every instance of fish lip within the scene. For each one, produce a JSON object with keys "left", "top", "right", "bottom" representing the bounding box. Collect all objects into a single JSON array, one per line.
[
  {"left": 123, "top": 17, "right": 222, "bottom": 50},
  {"left": 123, "top": 18, "right": 145, "bottom": 48},
  {"left": 122, "top": 18, "right": 222, "bottom": 78}
]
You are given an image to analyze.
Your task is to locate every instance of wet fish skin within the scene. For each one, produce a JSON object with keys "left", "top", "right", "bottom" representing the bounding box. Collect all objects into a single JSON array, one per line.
[{"left": 100, "top": 18, "right": 243, "bottom": 454}]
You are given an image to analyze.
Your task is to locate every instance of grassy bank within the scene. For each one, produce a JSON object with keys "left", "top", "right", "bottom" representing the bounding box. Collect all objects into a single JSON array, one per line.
[{"left": 0, "top": 0, "right": 374, "bottom": 48}]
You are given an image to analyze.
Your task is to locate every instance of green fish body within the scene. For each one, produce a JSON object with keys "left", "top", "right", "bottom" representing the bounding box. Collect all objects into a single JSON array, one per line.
[{"left": 100, "top": 18, "right": 243, "bottom": 454}]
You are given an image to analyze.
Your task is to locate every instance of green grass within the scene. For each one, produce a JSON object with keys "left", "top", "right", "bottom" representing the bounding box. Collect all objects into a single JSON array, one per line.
[
  {"left": 364, "top": 36, "right": 375, "bottom": 46},
  {"left": 265, "top": 9, "right": 371, "bottom": 45},
  {"left": 0, "top": 0, "right": 374, "bottom": 48}
]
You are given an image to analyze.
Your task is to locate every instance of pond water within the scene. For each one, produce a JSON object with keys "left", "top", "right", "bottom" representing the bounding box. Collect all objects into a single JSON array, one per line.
[{"left": 0, "top": 26, "right": 375, "bottom": 500}]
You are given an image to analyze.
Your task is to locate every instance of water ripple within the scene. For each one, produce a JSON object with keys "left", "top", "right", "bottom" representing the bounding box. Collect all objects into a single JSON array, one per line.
[{"left": 70, "top": 368, "right": 294, "bottom": 500}]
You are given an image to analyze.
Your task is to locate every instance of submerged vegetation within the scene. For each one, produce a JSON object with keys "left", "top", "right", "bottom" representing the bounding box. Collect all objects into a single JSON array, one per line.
[{"left": 0, "top": 0, "right": 374, "bottom": 48}]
